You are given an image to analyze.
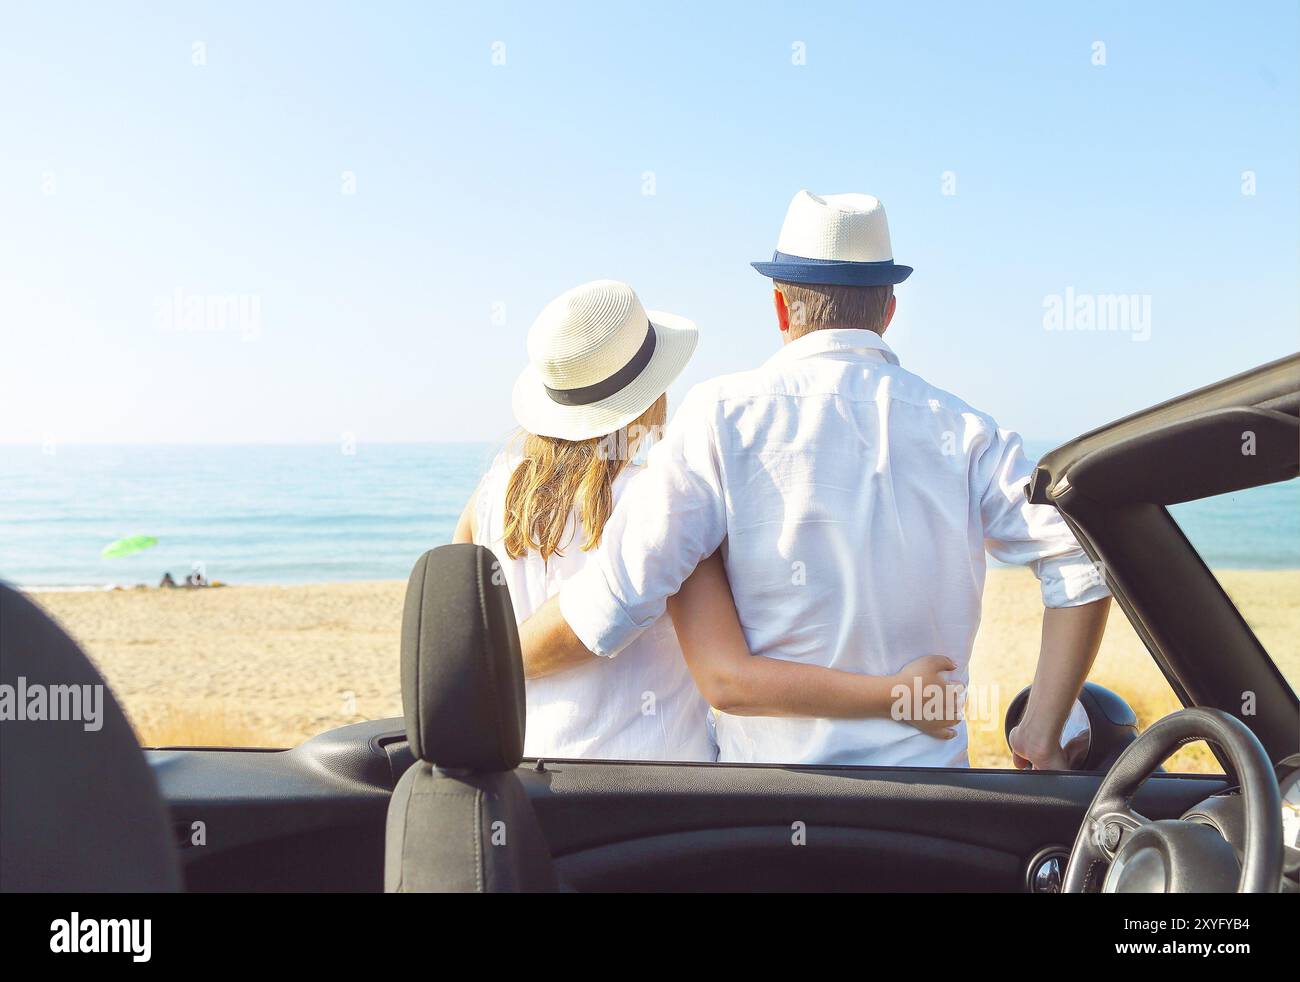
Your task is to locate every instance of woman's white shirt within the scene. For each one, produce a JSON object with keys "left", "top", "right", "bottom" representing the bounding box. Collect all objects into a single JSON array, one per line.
[{"left": 473, "top": 449, "right": 716, "bottom": 762}]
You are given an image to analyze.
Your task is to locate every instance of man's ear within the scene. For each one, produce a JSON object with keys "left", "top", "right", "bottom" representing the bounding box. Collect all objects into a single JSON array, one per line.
[
  {"left": 774, "top": 288, "right": 790, "bottom": 334},
  {"left": 880, "top": 293, "right": 898, "bottom": 335}
]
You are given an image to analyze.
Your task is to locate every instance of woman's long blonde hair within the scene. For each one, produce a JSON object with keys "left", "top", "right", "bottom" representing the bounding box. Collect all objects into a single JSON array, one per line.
[{"left": 503, "top": 394, "right": 667, "bottom": 562}]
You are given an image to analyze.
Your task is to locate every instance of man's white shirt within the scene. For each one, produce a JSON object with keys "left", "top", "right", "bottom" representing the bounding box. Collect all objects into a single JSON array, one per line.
[{"left": 561, "top": 329, "right": 1111, "bottom": 767}]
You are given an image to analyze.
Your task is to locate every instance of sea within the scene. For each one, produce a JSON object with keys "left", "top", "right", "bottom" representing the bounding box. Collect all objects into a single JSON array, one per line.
[{"left": 1, "top": 442, "right": 1296, "bottom": 589}]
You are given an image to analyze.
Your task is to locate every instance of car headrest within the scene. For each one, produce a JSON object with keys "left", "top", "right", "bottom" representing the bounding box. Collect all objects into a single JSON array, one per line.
[
  {"left": 401, "top": 544, "right": 525, "bottom": 771},
  {"left": 0, "top": 583, "right": 181, "bottom": 891}
]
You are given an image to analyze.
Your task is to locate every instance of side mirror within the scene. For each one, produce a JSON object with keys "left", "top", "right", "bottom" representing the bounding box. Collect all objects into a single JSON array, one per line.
[{"left": 1004, "top": 682, "right": 1140, "bottom": 771}]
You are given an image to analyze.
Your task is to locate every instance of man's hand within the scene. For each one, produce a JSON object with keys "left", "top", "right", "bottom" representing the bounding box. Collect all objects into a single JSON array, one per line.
[
  {"left": 889, "top": 655, "right": 963, "bottom": 739},
  {"left": 1011, "top": 597, "right": 1111, "bottom": 770},
  {"left": 1008, "top": 721, "right": 1070, "bottom": 770}
]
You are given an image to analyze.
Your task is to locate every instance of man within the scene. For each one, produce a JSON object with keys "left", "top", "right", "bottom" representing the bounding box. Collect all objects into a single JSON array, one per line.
[{"left": 522, "top": 190, "right": 1111, "bottom": 769}]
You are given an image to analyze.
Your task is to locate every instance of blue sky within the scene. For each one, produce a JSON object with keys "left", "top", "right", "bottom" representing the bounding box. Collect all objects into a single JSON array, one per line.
[{"left": 1, "top": 1, "right": 1296, "bottom": 445}]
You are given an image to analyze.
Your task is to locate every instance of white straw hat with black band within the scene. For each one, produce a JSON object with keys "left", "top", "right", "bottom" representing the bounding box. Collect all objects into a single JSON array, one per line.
[{"left": 512, "top": 280, "right": 699, "bottom": 441}]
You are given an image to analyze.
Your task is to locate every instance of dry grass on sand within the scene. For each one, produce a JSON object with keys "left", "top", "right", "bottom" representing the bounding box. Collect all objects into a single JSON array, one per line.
[{"left": 30, "top": 568, "right": 1299, "bottom": 773}]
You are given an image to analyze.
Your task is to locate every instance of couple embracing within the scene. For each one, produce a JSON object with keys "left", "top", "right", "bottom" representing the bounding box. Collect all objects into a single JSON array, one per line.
[{"left": 454, "top": 191, "right": 1112, "bottom": 770}]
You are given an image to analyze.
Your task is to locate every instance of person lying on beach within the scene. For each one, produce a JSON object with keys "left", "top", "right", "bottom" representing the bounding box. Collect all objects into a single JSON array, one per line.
[
  {"left": 455, "top": 280, "right": 964, "bottom": 763},
  {"left": 517, "top": 191, "right": 1113, "bottom": 769}
]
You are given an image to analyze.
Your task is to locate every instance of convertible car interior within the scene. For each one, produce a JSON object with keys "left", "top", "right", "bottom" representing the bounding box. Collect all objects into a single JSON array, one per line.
[{"left": 2, "top": 355, "right": 1297, "bottom": 893}]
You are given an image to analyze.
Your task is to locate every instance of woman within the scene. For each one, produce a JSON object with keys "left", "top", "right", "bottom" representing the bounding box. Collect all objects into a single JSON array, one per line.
[{"left": 454, "top": 279, "right": 716, "bottom": 761}]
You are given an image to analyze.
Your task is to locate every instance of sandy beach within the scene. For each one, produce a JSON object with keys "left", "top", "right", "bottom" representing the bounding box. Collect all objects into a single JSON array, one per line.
[{"left": 28, "top": 568, "right": 1299, "bottom": 773}]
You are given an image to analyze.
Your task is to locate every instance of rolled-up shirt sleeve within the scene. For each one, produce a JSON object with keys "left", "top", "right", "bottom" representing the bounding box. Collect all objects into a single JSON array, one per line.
[
  {"left": 976, "top": 426, "right": 1111, "bottom": 608},
  {"left": 560, "top": 386, "right": 729, "bottom": 657}
]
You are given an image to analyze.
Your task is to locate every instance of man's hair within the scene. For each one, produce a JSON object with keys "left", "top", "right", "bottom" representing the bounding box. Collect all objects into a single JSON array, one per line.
[{"left": 774, "top": 281, "right": 894, "bottom": 338}]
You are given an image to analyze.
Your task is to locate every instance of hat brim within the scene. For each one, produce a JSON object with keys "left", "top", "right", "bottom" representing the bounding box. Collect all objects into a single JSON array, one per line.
[
  {"left": 512, "top": 310, "right": 698, "bottom": 441},
  {"left": 751, "top": 259, "right": 912, "bottom": 286}
]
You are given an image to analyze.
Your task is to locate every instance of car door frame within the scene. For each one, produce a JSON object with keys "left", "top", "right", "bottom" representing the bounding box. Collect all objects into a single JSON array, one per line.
[{"left": 1027, "top": 353, "right": 1299, "bottom": 762}]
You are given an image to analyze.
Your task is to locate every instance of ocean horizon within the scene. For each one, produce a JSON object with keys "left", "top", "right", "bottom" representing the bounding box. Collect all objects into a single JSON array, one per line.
[{"left": 3, "top": 442, "right": 1297, "bottom": 588}]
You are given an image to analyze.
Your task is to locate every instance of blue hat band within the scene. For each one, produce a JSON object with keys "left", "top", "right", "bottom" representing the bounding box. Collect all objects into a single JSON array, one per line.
[{"left": 751, "top": 250, "right": 913, "bottom": 286}]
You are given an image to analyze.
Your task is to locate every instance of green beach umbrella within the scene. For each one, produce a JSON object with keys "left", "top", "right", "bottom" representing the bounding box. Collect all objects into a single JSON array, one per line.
[{"left": 101, "top": 535, "right": 159, "bottom": 559}]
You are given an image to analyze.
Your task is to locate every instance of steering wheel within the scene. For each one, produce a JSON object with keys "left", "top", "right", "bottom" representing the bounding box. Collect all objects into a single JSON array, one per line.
[{"left": 1063, "top": 707, "right": 1283, "bottom": 892}]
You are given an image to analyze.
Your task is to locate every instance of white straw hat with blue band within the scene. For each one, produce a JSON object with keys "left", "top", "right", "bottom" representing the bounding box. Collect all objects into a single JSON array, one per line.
[
  {"left": 512, "top": 280, "right": 698, "bottom": 441},
  {"left": 751, "top": 190, "right": 913, "bottom": 286}
]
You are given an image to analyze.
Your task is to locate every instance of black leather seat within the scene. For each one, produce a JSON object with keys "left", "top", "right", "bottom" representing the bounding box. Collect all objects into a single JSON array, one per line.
[
  {"left": 0, "top": 584, "right": 181, "bottom": 892},
  {"left": 384, "top": 544, "right": 559, "bottom": 892}
]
